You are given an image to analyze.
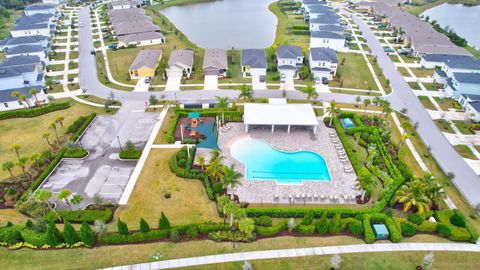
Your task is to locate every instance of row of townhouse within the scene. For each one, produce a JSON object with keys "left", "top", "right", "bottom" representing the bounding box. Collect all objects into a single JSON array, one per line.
[
  {"left": 421, "top": 53, "right": 480, "bottom": 121},
  {"left": 107, "top": 1, "right": 165, "bottom": 47},
  {"left": 0, "top": 3, "right": 59, "bottom": 111}
]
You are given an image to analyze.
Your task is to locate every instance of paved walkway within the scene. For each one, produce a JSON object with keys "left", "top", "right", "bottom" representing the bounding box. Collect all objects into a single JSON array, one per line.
[{"left": 102, "top": 242, "right": 480, "bottom": 270}]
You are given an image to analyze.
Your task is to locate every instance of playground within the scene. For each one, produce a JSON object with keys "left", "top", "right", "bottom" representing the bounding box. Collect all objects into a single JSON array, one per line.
[{"left": 173, "top": 112, "right": 219, "bottom": 149}]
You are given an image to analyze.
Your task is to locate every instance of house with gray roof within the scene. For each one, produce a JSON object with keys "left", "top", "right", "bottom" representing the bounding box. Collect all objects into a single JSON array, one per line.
[
  {"left": 276, "top": 46, "right": 304, "bottom": 78},
  {"left": 128, "top": 49, "right": 162, "bottom": 79},
  {"left": 24, "top": 3, "right": 56, "bottom": 16},
  {"left": 310, "top": 31, "right": 347, "bottom": 52},
  {"left": 309, "top": 47, "right": 338, "bottom": 81},
  {"left": 5, "top": 45, "right": 47, "bottom": 63},
  {"left": 445, "top": 72, "right": 480, "bottom": 99},
  {"left": 309, "top": 15, "right": 340, "bottom": 31},
  {"left": 317, "top": 24, "right": 344, "bottom": 34},
  {"left": 0, "top": 35, "right": 49, "bottom": 51},
  {"left": 203, "top": 49, "right": 228, "bottom": 77},
  {"left": 241, "top": 49, "right": 267, "bottom": 77},
  {"left": 420, "top": 54, "right": 480, "bottom": 84},
  {"left": 0, "top": 85, "right": 44, "bottom": 112},
  {"left": 458, "top": 94, "right": 480, "bottom": 122},
  {"left": 167, "top": 49, "right": 194, "bottom": 78},
  {"left": 11, "top": 13, "right": 55, "bottom": 38}
]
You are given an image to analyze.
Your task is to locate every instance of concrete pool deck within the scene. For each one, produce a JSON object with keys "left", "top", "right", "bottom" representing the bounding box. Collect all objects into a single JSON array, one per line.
[{"left": 217, "top": 120, "right": 360, "bottom": 205}]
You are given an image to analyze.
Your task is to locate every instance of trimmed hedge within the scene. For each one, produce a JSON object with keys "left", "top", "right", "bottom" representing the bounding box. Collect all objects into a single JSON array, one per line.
[
  {"left": 119, "top": 149, "right": 142, "bottom": 159},
  {"left": 255, "top": 220, "right": 287, "bottom": 236},
  {"left": 401, "top": 222, "right": 416, "bottom": 237},
  {"left": 255, "top": 216, "right": 273, "bottom": 227},
  {"left": 295, "top": 224, "right": 316, "bottom": 235},
  {"left": 46, "top": 209, "right": 113, "bottom": 224},
  {"left": 363, "top": 215, "right": 375, "bottom": 244},
  {"left": 70, "top": 113, "right": 96, "bottom": 142},
  {"left": 0, "top": 102, "right": 70, "bottom": 121},
  {"left": 63, "top": 148, "right": 88, "bottom": 158}
]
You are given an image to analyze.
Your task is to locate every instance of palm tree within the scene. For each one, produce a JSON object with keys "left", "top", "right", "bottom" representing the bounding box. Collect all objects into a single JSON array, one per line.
[
  {"left": 17, "top": 156, "right": 30, "bottom": 179},
  {"left": 55, "top": 116, "right": 66, "bottom": 142},
  {"left": 197, "top": 154, "right": 206, "bottom": 170},
  {"left": 11, "top": 144, "right": 21, "bottom": 161},
  {"left": 301, "top": 84, "right": 318, "bottom": 100},
  {"left": 397, "top": 132, "right": 410, "bottom": 150},
  {"left": 49, "top": 122, "right": 60, "bottom": 144},
  {"left": 70, "top": 194, "right": 84, "bottom": 207},
  {"left": 380, "top": 99, "right": 392, "bottom": 119},
  {"left": 29, "top": 88, "right": 39, "bottom": 105},
  {"left": 11, "top": 91, "right": 27, "bottom": 109},
  {"left": 18, "top": 94, "right": 30, "bottom": 109},
  {"left": 30, "top": 153, "right": 41, "bottom": 172},
  {"left": 238, "top": 84, "right": 252, "bottom": 101},
  {"left": 420, "top": 174, "right": 445, "bottom": 208},
  {"left": 326, "top": 100, "right": 338, "bottom": 127},
  {"left": 215, "top": 96, "right": 228, "bottom": 126},
  {"left": 2, "top": 161, "right": 15, "bottom": 178},
  {"left": 206, "top": 159, "right": 223, "bottom": 182},
  {"left": 372, "top": 96, "right": 382, "bottom": 107},
  {"left": 42, "top": 132, "right": 54, "bottom": 148},
  {"left": 363, "top": 98, "right": 371, "bottom": 115},
  {"left": 395, "top": 180, "right": 431, "bottom": 214},
  {"left": 45, "top": 78, "right": 54, "bottom": 90},
  {"left": 57, "top": 189, "right": 73, "bottom": 210},
  {"left": 34, "top": 189, "right": 54, "bottom": 217},
  {"left": 221, "top": 164, "right": 242, "bottom": 191}
]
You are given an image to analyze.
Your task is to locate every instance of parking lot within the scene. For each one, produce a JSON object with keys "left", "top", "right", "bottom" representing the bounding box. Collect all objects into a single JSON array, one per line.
[{"left": 40, "top": 109, "right": 159, "bottom": 209}]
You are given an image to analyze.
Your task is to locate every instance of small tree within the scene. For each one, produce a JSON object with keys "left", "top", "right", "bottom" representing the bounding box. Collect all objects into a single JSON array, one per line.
[
  {"left": 238, "top": 218, "right": 255, "bottom": 238},
  {"left": 170, "top": 228, "right": 180, "bottom": 242},
  {"left": 79, "top": 222, "right": 95, "bottom": 246},
  {"left": 242, "top": 261, "right": 253, "bottom": 270},
  {"left": 117, "top": 219, "right": 129, "bottom": 235},
  {"left": 149, "top": 95, "right": 159, "bottom": 110},
  {"left": 287, "top": 218, "right": 296, "bottom": 232},
  {"left": 46, "top": 220, "right": 63, "bottom": 246},
  {"left": 70, "top": 194, "right": 84, "bottom": 207},
  {"left": 422, "top": 252, "right": 434, "bottom": 269},
  {"left": 57, "top": 189, "right": 72, "bottom": 210},
  {"left": 1, "top": 161, "right": 15, "bottom": 178},
  {"left": 63, "top": 220, "right": 79, "bottom": 245},
  {"left": 330, "top": 254, "right": 342, "bottom": 270},
  {"left": 139, "top": 218, "right": 150, "bottom": 233},
  {"left": 94, "top": 220, "right": 107, "bottom": 236},
  {"left": 159, "top": 212, "right": 170, "bottom": 229}
]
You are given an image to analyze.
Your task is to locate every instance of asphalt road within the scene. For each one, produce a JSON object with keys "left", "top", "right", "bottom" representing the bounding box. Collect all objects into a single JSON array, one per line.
[{"left": 77, "top": 5, "right": 480, "bottom": 206}]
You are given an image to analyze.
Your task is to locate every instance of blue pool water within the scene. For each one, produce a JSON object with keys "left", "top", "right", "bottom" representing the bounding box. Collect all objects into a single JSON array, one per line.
[
  {"left": 342, "top": 118, "right": 355, "bottom": 128},
  {"left": 230, "top": 138, "right": 331, "bottom": 184}
]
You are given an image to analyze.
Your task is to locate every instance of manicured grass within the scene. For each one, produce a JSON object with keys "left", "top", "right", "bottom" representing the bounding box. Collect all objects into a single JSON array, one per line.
[
  {"left": 397, "top": 67, "right": 410, "bottom": 77},
  {"left": 329, "top": 52, "right": 378, "bottom": 90},
  {"left": 269, "top": 0, "right": 309, "bottom": 47},
  {"left": 399, "top": 54, "right": 420, "bottom": 63},
  {"left": 434, "top": 119, "right": 455, "bottom": 133},
  {"left": 78, "top": 94, "right": 121, "bottom": 106},
  {"left": 408, "top": 81, "right": 420, "bottom": 90},
  {"left": 389, "top": 54, "right": 400, "bottom": 62},
  {"left": 368, "top": 55, "right": 392, "bottom": 94},
  {"left": 451, "top": 120, "right": 475, "bottom": 135},
  {"left": 454, "top": 144, "right": 478, "bottom": 160},
  {"left": 49, "top": 52, "right": 66, "bottom": 61},
  {"left": 422, "top": 82, "right": 444, "bottom": 91},
  {"left": 434, "top": 97, "right": 460, "bottom": 111},
  {"left": 115, "top": 149, "right": 221, "bottom": 229},
  {"left": 0, "top": 100, "right": 107, "bottom": 179},
  {"left": 45, "top": 83, "right": 64, "bottom": 94},
  {"left": 0, "top": 10, "right": 21, "bottom": 40},
  {"left": 154, "top": 108, "right": 176, "bottom": 144},
  {"left": 0, "top": 209, "right": 30, "bottom": 226},
  {"left": 348, "top": 42, "right": 360, "bottom": 50},
  {"left": 417, "top": 96, "right": 437, "bottom": 110},
  {"left": 410, "top": 68, "right": 434, "bottom": 78},
  {"left": 47, "top": 64, "right": 65, "bottom": 72},
  {"left": 95, "top": 52, "right": 134, "bottom": 91}
]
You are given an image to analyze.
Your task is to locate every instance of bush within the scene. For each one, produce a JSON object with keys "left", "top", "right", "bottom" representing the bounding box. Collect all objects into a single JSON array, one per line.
[
  {"left": 170, "top": 228, "right": 180, "bottom": 242},
  {"left": 119, "top": 149, "right": 142, "bottom": 159},
  {"left": 315, "top": 212, "right": 329, "bottom": 234},
  {"left": 140, "top": 218, "right": 150, "bottom": 233},
  {"left": 348, "top": 220, "right": 364, "bottom": 235},
  {"left": 63, "top": 221, "right": 79, "bottom": 245},
  {"left": 300, "top": 210, "right": 315, "bottom": 226},
  {"left": 68, "top": 113, "right": 96, "bottom": 142},
  {"left": 208, "top": 230, "right": 255, "bottom": 243},
  {"left": 212, "top": 182, "right": 223, "bottom": 194},
  {"left": 20, "top": 229, "right": 48, "bottom": 247},
  {"left": 186, "top": 225, "right": 199, "bottom": 238},
  {"left": 0, "top": 102, "right": 70, "bottom": 121},
  {"left": 255, "top": 220, "right": 287, "bottom": 236},
  {"left": 63, "top": 147, "right": 88, "bottom": 158},
  {"left": 328, "top": 213, "right": 343, "bottom": 234},
  {"left": 46, "top": 220, "right": 63, "bottom": 246},
  {"left": 401, "top": 222, "right": 416, "bottom": 237},
  {"left": 416, "top": 221, "right": 437, "bottom": 232},
  {"left": 450, "top": 210, "right": 467, "bottom": 228},
  {"left": 436, "top": 223, "right": 452, "bottom": 237},
  {"left": 363, "top": 215, "right": 375, "bottom": 244},
  {"left": 79, "top": 222, "right": 95, "bottom": 246},
  {"left": 295, "top": 224, "right": 315, "bottom": 235},
  {"left": 0, "top": 226, "right": 22, "bottom": 245},
  {"left": 117, "top": 219, "right": 129, "bottom": 235},
  {"left": 46, "top": 209, "right": 113, "bottom": 224},
  {"left": 255, "top": 216, "right": 273, "bottom": 227},
  {"left": 159, "top": 212, "right": 170, "bottom": 229},
  {"left": 407, "top": 213, "right": 423, "bottom": 225}
]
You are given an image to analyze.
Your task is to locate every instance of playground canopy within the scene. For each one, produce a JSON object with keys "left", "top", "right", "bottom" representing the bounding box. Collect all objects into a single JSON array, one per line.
[{"left": 188, "top": 112, "right": 200, "bottom": 118}]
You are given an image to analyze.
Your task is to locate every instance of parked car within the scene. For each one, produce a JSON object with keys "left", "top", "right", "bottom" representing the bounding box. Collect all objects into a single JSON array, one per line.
[
  {"left": 259, "top": 75, "right": 266, "bottom": 83},
  {"left": 397, "top": 48, "right": 412, "bottom": 55},
  {"left": 101, "top": 28, "right": 108, "bottom": 32},
  {"left": 322, "top": 77, "right": 329, "bottom": 85},
  {"left": 315, "top": 77, "right": 321, "bottom": 84},
  {"left": 144, "top": 77, "right": 152, "bottom": 84},
  {"left": 384, "top": 47, "right": 394, "bottom": 53},
  {"left": 280, "top": 73, "right": 286, "bottom": 83},
  {"left": 108, "top": 43, "right": 118, "bottom": 49},
  {"left": 90, "top": 50, "right": 96, "bottom": 55}
]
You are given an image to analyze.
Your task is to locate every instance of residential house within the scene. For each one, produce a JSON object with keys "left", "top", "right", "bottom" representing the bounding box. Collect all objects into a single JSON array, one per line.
[
  {"left": 421, "top": 54, "right": 480, "bottom": 84},
  {"left": 445, "top": 72, "right": 480, "bottom": 99},
  {"left": 241, "top": 49, "right": 267, "bottom": 77},
  {"left": 167, "top": 49, "right": 194, "bottom": 78},
  {"left": 42, "top": 0, "right": 67, "bottom": 4},
  {"left": 276, "top": 45, "right": 304, "bottom": 78},
  {"left": 108, "top": 0, "right": 134, "bottom": 10},
  {"left": 309, "top": 15, "right": 340, "bottom": 31},
  {"left": 305, "top": 5, "right": 334, "bottom": 22},
  {"left": 11, "top": 14, "right": 55, "bottom": 38},
  {"left": 317, "top": 24, "right": 344, "bottom": 34},
  {"left": 0, "top": 35, "right": 49, "bottom": 52},
  {"left": 24, "top": 3, "right": 57, "bottom": 16},
  {"left": 0, "top": 85, "right": 44, "bottom": 112},
  {"left": 5, "top": 45, "right": 47, "bottom": 63},
  {"left": 128, "top": 49, "right": 162, "bottom": 79},
  {"left": 309, "top": 47, "right": 338, "bottom": 80},
  {"left": 458, "top": 94, "right": 480, "bottom": 122},
  {"left": 310, "top": 31, "right": 347, "bottom": 52},
  {"left": 202, "top": 49, "right": 228, "bottom": 77}
]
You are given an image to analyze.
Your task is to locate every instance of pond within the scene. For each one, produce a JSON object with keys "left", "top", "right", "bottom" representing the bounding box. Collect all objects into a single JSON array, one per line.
[
  {"left": 422, "top": 3, "right": 480, "bottom": 49},
  {"left": 160, "top": 0, "right": 277, "bottom": 49}
]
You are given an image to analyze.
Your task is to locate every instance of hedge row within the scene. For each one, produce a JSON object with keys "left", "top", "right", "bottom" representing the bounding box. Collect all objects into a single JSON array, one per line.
[
  {"left": 119, "top": 149, "right": 142, "bottom": 159},
  {"left": 0, "top": 102, "right": 70, "bottom": 121},
  {"left": 63, "top": 148, "right": 88, "bottom": 158},
  {"left": 46, "top": 209, "right": 113, "bottom": 224},
  {"left": 69, "top": 113, "right": 96, "bottom": 142}
]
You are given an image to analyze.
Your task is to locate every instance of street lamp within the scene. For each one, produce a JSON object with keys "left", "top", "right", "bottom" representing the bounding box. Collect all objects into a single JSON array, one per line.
[{"left": 117, "top": 135, "right": 123, "bottom": 151}]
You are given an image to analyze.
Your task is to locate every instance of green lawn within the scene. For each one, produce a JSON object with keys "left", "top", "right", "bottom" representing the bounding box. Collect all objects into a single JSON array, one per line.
[
  {"left": 0, "top": 100, "right": 107, "bottom": 179},
  {"left": 49, "top": 52, "right": 66, "bottom": 61},
  {"left": 47, "top": 64, "right": 65, "bottom": 72},
  {"left": 269, "top": 0, "right": 309, "bottom": 48},
  {"left": 454, "top": 144, "right": 478, "bottom": 160},
  {"left": 422, "top": 82, "right": 444, "bottom": 91},
  {"left": 0, "top": 10, "right": 21, "bottom": 40},
  {"left": 368, "top": 55, "right": 392, "bottom": 94},
  {"left": 397, "top": 67, "right": 410, "bottom": 77},
  {"left": 408, "top": 81, "right": 421, "bottom": 90},
  {"left": 452, "top": 120, "right": 475, "bottom": 135},
  {"left": 418, "top": 96, "right": 437, "bottom": 110},
  {"left": 434, "top": 119, "right": 455, "bottom": 133},
  {"left": 115, "top": 148, "right": 221, "bottom": 229},
  {"left": 348, "top": 42, "right": 360, "bottom": 50},
  {"left": 399, "top": 54, "right": 420, "bottom": 63},
  {"left": 410, "top": 68, "right": 434, "bottom": 78},
  {"left": 434, "top": 97, "right": 460, "bottom": 111},
  {"left": 389, "top": 54, "right": 400, "bottom": 62},
  {"left": 329, "top": 53, "right": 378, "bottom": 90}
]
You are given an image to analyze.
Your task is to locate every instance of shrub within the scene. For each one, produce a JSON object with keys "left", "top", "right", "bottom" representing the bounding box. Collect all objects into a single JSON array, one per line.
[
  {"left": 170, "top": 228, "right": 180, "bottom": 242},
  {"left": 140, "top": 218, "right": 150, "bottom": 233},
  {"left": 255, "top": 216, "right": 272, "bottom": 227},
  {"left": 295, "top": 224, "right": 315, "bottom": 235},
  {"left": 450, "top": 210, "right": 467, "bottom": 228},
  {"left": 119, "top": 149, "right": 142, "bottom": 159},
  {"left": 117, "top": 219, "right": 129, "bottom": 235},
  {"left": 315, "top": 212, "right": 329, "bottom": 234},
  {"left": 208, "top": 230, "right": 255, "bottom": 243},
  {"left": 0, "top": 226, "right": 22, "bottom": 245},
  {"left": 348, "top": 220, "right": 364, "bottom": 235},
  {"left": 363, "top": 215, "right": 375, "bottom": 244},
  {"left": 79, "top": 222, "right": 95, "bottom": 246},
  {"left": 159, "top": 212, "right": 170, "bottom": 229},
  {"left": 63, "top": 147, "right": 88, "bottom": 158},
  {"left": 401, "top": 222, "right": 416, "bottom": 237},
  {"left": 63, "top": 221, "right": 79, "bottom": 245},
  {"left": 328, "top": 213, "right": 343, "bottom": 234},
  {"left": 47, "top": 209, "right": 113, "bottom": 224},
  {"left": 0, "top": 102, "right": 70, "bottom": 121},
  {"left": 417, "top": 221, "right": 437, "bottom": 232},
  {"left": 69, "top": 113, "right": 96, "bottom": 142},
  {"left": 186, "top": 225, "right": 199, "bottom": 238},
  {"left": 46, "top": 220, "right": 63, "bottom": 246},
  {"left": 407, "top": 213, "right": 423, "bottom": 225},
  {"left": 255, "top": 220, "right": 287, "bottom": 236},
  {"left": 301, "top": 210, "right": 315, "bottom": 226},
  {"left": 20, "top": 229, "right": 48, "bottom": 247},
  {"left": 436, "top": 223, "right": 452, "bottom": 237},
  {"left": 212, "top": 182, "right": 223, "bottom": 194}
]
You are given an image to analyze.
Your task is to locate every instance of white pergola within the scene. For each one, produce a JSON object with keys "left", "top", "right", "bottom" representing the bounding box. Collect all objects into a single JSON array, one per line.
[{"left": 243, "top": 99, "right": 319, "bottom": 134}]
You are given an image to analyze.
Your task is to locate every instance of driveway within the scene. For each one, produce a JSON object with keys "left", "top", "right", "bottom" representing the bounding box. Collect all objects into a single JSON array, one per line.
[
  {"left": 279, "top": 76, "right": 295, "bottom": 91},
  {"left": 252, "top": 75, "right": 267, "bottom": 90},
  {"left": 133, "top": 78, "right": 150, "bottom": 92},
  {"left": 40, "top": 105, "right": 159, "bottom": 209},
  {"left": 165, "top": 72, "right": 182, "bottom": 91},
  {"left": 204, "top": 75, "right": 218, "bottom": 90}
]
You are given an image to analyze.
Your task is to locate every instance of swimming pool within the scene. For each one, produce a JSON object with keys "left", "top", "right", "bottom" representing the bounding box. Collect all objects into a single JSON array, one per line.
[{"left": 230, "top": 138, "right": 331, "bottom": 184}]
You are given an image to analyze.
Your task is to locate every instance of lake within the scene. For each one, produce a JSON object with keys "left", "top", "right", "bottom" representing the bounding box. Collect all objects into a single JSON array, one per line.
[
  {"left": 160, "top": 0, "right": 277, "bottom": 49},
  {"left": 422, "top": 3, "right": 480, "bottom": 49}
]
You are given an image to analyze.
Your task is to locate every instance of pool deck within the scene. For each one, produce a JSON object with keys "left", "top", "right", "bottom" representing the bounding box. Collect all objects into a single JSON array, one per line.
[{"left": 217, "top": 120, "right": 360, "bottom": 205}]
